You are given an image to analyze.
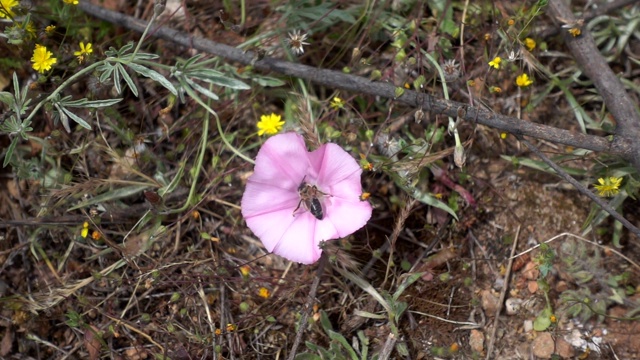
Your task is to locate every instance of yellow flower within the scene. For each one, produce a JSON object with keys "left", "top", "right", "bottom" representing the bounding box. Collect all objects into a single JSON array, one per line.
[
  {"left": 0, "top": 0, "right": 18, "bottom": 18},
  {"left": 24, "top": 21, "right": 36, "bottom": 39},
  {"left": 74, "top": 41, "right": 93, "bottom": 63},
  {"left": 568, "top": 27, "right": 581, "bottom": 37},
  {"left": 594, "top": 177, "right": 622, "bottom": 197},
  {"left": 257, "top": 113, "right": 284, "bottom": 136},
  {"left": 31, "top": 44, "right": 57, "bottom": 73},
  {"left": 488, "top": 56, "right": 501, "bottom": 69},
  {"left": 524, "top": 37, "right": 536, "bottom": 51},
  {"left": 45, "top": 25, "right": 56, "bottom": 34},
  {"left": 489, "top": 86, "right": 502, "bottom": 93},
  {"left": 330, "top": 96, "right": 345, "bottom": 110},
  {"left": 63, "top": 0, "right": 79, "bottom": 4},
  {"left": 91, "top": 230, "right": 101, "bottom": 240},
  {"left": 258, "top": 287, "right": 270, "bottom": 299},
  {"left": 500, "top": 132, "right": 508, "bottom": 139},
  {"left": 226, "top": 323, "right": 236, "bottom": 332},
  {"left": 507, "top": 19, "right": 515, "bottom": 26},
  {"left": 81, "top": 221, "right": 89, "bottom": 238},
  {"left": 239, "top": 265, "right": 250, "bottom": 277},
  {"left": 516, "top": 73, "right": 533, "bottom": 87}
]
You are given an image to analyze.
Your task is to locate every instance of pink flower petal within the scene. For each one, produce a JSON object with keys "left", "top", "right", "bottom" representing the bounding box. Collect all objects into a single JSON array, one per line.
[{"left": 241, "top": 132, "right": 372, "bottom": 264}]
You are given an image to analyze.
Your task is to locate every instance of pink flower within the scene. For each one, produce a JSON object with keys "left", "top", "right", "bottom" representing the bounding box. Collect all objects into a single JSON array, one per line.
[{"left": 241, "top": 132, "right": 372, "bottom": 264}]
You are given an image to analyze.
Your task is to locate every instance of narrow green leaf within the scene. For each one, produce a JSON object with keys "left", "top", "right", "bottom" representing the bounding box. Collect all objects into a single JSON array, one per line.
[
  {"left": 188, "top": 79, "right": 220, "bottom": 100},
  {"left": 392, "top": 272, "right": 425, "bottom": 301},
  {"left": 62, "top": 98, "right": 122, "bottom": 108},
  {"left": 3, "top": 137, "right": 19, "bottom": 167},
  {"left": 68, "top": 185, "right": 150, "bottom": 211},
  {"left": 117, "top": 63, "right": 138, "bottom": 97},
  {"left": 126, "top": 63, "right": 177, "bottom": 95},
  {"left": 60, "top": 107, "right": 92, "bottom": 130}
]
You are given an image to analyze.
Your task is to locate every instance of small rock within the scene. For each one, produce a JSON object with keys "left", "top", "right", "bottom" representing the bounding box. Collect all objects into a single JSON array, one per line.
[
  {"left": 522, "top": 261, "right": 540, "bottom": 280},
  {"left": 556, "top": 337, "right": 576, "bottom": 359},
  {"left": 555, "top": 280, "right": 569, "bottom": 292},
  {"left": 523, "top": 320, "right": 533, "bottom": 332},
  {"left": 532, "top": 332, "right": 554, "bottom": 359},
  {"left": 505, "top": 298, "right": 522, "bottom": 315},
  {"left": 469, "top": 329, "right": 484, "bottom": 353},
  {"left": 481, "top": 290, "right": 500, "bottom": 314}
]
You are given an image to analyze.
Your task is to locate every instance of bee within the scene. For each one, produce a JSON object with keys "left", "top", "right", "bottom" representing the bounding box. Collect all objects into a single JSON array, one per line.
[{"left": 293, "top": 179, "right": 327, "bottom": 220}]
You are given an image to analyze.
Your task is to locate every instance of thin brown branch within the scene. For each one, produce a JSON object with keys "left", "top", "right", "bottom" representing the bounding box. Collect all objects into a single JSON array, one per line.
[
  {"left": 518, "top": 135, "right": 640, "bottom": 239},
  {"left": 78, "top": 2, "right": 639, "bottom": 170},
  {"left": 548, "top": 0, "right": 640, "bottom": 170}
]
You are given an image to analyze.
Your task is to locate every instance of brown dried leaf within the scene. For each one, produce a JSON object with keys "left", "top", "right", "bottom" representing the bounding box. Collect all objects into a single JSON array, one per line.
[
  {"left": 84, "top": 325, "right": 102, "bottom": 360},
  {"left": 1, "top": 326, "right": 12, "bottom": 356}
]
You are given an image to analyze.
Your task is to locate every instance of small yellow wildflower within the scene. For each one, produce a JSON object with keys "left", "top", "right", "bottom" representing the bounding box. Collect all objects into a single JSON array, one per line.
[
  {"left": 524, "top": 37, "right": 536, "bottom": 51},
  {"left": 226, "top": 323, "right": 236, "bottom": 332},
  {"left": 594, "top": 176, "right": 622, "bottom": 197},
  {"left": 500, "top": 132, "right": 508, "bottom": 139},
  {"left": 63, "top": 0, "right": 79, "bottom": 4},
  {"left": 488, "top": 56, "right": 501, "bottom": 69},
  {"left": 239, "top": 265, "right": 250, "bottom": 277},
  {"left": 516, "top": 73, "right": 533, "bottom": 87},
  {"left": 258, "top": 287, "right": 270, "bottom": 299},
  {"left": 74, "top": 41, "right": 93, "bottom": 63},
  {"left": 550, "top": 314, "right": 557, "bottom": 323},
  {"left": 507, "top": 19, "right": 515, "bottom": 26},
  {"left": 31, "top": 44, "right": 57, "bottom": 73},
  {"left": 359, "top": 192, "right": 371, "bottom": 201},
  {"left": 91, "top": 230, "right": 101, "bottom": 240},
  {"left": 434, "top": 193, "right": 443, "bottom": 199},
  {"left": 81, "top": 222, "right": 89, "bottom": 238},
  {"left": 484, "top": 33, "right": 491, "bottom": 41},
  {"left": 191, "top": 210, "right": 200, "bottom": 220},
  {"left": 489, "top": 86, "right": 502, "bottom": 93},
  {"left": 330, "top": 96, "right": 345, "bottom": 110},
  {"left": 214, "top": 328, "right": 222, "bottom": 336},
  {"left": 45, "top": 25, "right": 56, "bottom": 34},
  {"left": 404, "top": 82, "right": 411, "bottom": 89},
  {"left": 568, "top": 28, "right": 581, "bottom": 37},
  {"left": 24, "top": 21, "right": 36, "bottom": 39},
  {"left": 257, "top": 113, "right": 284, "bottom": 136},
  {"left": 0, "top": 0, "right": 18, "bottom": 18}
]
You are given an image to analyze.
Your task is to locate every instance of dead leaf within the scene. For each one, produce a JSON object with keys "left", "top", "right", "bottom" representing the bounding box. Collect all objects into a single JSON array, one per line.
[
  {"left": 84, "top": 325, "right": 102, "bottom": 360},
  {"left": 1, "top": 326, "right": 12, "bottom": 356}
]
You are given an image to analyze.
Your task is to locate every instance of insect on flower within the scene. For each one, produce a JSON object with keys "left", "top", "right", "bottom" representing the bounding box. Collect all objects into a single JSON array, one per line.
[{"left": 293, "top": 178, "right": 329, "bottom": 220}]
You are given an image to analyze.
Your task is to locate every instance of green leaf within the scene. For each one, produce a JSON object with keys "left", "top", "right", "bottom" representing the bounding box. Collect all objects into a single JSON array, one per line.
[
  {"left": 0, "top": 91, "right": 14, "bottom": 107},
  {"left": 117, "top": 63, "right": 137, "bottom": 97},
  {"left": 187, "top": 69, "right": 250, "bottom": 90},
  {"left": 68, "top": 184, "right": 150, "bottom": 211},
  {"left": 61, "top": 98, "right": 122, "bottom": 108},
  {"left": 252, "top": 76, "right": 285, "bottom": 87},
  {"left": 334, "top": 267, "right": 392, "bottom": 315},
  {"left": 327, "top": 330, "right": 358, "bottom": 360},
  {"left": 533, "top": 307, "right": 553, "bottom": 331},
  {"left": 2, "top": 137, "right": 19, "bottom": 167},
  {"left": 126, "top": 63, "right": 177, "bottom": 95},
  {"left": 393, "top": 272, "right": 425, "bottom": 301},
  {"left": 187, "top": 79, "right": 220, "bottom": 101},
  {"left": 295, "top": 353, "right": 321, "bottom": 360},
  {"left": 59, "top": 107, "right": 92, "bottom": 130}
]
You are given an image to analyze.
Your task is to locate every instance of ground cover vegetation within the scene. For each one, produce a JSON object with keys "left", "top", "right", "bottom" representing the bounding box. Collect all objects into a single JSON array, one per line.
[{"left": 1, "top": 0, "right": 640, "bottom": 358}]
